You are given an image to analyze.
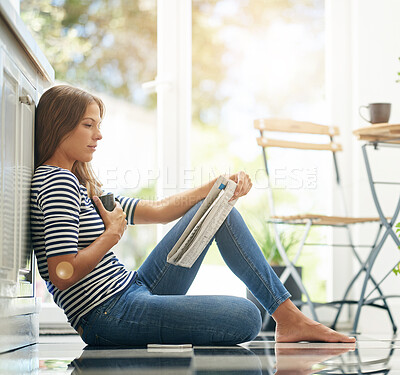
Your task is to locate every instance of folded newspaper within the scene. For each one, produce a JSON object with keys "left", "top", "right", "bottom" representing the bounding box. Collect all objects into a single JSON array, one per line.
[{"left": 167, "top": 175, "right": 237, "bottom": 268}]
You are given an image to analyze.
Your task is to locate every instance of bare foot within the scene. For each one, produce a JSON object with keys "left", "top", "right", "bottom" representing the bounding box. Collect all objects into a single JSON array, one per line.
[
  {"left": 275, "top": 318, "right": 356, "bottom": 343},
  {"left": 272, "top": 300, "right": 356, "bottom": 343}
]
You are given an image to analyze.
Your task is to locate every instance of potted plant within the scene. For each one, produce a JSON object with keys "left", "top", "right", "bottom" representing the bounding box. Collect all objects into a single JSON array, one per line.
[{"left": 247, "top": 220, "right": 303, "bottom": 331}]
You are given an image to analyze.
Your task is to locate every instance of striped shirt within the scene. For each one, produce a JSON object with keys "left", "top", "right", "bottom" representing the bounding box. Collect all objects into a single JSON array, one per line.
[{"left": 30, "top": 165, "right": 140, "bottom": 330}]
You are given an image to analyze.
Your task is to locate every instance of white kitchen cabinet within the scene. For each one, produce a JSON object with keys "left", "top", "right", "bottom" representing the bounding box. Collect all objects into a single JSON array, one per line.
[
  {"left": 0, "top": 0, "right": 54, "bottom": 353},
  {"left": 0, "top": 51, "right": 36, "bottom": 296}
]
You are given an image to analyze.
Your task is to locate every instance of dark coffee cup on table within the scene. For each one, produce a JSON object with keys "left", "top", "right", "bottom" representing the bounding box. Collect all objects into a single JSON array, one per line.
[{"left": 359, "top": 103, "right": 391, "bottom": 124}]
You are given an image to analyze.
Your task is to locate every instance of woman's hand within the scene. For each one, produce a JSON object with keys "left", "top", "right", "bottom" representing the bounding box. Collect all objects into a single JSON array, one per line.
[
  {"left": 93, "top": 196, "right": 127, "bottom": 243},
  {"left": 228, "top": 171, "right": 253, "bottom": 201}
]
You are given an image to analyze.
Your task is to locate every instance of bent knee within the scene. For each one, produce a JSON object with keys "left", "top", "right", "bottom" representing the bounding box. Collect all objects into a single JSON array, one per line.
[
  {"left": 241, "top": 299, "right": 262, "bottom": 341},
  {"left": 223, "top": 298, "right": 262, "bottom": 344}
]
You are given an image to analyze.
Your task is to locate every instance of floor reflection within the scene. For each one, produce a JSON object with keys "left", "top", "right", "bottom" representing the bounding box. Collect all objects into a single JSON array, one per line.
[
  {"left": 68, "top": 342, "right": 359, "bottom": 374},
  {"left": 70, "top": 345, "right": 263, "bottom": 374},
  {"left": 1, "top": 333, "right": 399, "bottom": 374}
]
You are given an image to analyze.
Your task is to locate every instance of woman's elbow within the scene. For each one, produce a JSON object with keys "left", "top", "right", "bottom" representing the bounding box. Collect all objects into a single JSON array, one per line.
[{"left": 48, "top": 257, "right": 77, "bottom": 290}]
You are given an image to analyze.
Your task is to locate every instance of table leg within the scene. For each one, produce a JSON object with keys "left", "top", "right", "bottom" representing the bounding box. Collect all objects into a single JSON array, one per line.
[{"left": 352, "top": 145, "right": 400, "bottom": 333}]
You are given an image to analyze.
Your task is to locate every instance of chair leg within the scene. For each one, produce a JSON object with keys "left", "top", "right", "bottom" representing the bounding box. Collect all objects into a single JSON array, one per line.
[
  {"left": 332, "top": 223, "right": 383, "bottom": 329},
  {"left": 331, "top": 266, "right": 364, "bottom": 330}
]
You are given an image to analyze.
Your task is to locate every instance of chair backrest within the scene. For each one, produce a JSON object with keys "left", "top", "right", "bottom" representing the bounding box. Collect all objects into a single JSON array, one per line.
[
  {"left": 254, "top": 118, "right": 346, "bottom": 216},
  {"left": 254, "top": 118, "right": 342, "bottom": 153}
]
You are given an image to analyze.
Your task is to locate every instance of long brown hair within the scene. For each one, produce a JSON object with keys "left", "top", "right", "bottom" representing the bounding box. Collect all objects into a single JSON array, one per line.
[{"left": 35, "top": 85, "right": 105, "bottom": 198}]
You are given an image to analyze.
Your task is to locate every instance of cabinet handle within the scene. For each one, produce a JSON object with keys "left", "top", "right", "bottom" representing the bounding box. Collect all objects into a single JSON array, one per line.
[
  {"left": 19, "top": 269, "right": 32, "bottom": 283},
  {"left": 19, "top": 95, "right": 34, "bottom": 105}
]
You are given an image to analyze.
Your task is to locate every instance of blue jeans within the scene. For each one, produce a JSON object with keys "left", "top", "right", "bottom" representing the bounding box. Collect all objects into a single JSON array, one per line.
[{"left": 78, "top": 201, "right": 290, "bottom": 346}]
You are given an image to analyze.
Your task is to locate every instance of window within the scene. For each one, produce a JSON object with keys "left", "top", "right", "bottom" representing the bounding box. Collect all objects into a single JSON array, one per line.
[
  {"left": 190, "top": 0, "right": 328, "bottom": 302},
  {"left": 22, "top": 0, "right": 330, "bottom": 328}
]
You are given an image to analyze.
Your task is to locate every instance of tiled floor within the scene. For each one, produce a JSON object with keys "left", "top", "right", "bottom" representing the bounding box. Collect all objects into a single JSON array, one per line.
[{"left": 2, "top": 332, "right": 400, "bottom": 374}]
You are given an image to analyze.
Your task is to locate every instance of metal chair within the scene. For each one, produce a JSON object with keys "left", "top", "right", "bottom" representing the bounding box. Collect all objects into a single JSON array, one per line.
[{"left": 254, "top": 118, "right": 397, "bottom": 333}]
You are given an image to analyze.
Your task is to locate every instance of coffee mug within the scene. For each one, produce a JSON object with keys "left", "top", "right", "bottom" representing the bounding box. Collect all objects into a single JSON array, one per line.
[{"left": 359, "top": 103, "right": 391, "bottom": 124}]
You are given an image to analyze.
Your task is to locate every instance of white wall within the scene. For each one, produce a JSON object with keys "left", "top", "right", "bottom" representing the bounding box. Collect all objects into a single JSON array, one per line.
[
  {"left": 329, "top": 0, "right": 400, "bottom": 333},
  {"left": 325, "top": 0, "right": 354, "bottom": 324}
]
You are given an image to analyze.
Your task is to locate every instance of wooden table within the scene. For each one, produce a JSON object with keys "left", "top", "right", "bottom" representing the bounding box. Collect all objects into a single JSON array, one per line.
[{"left": 353, "top": 123, "right": 400, "bottom": 143}]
